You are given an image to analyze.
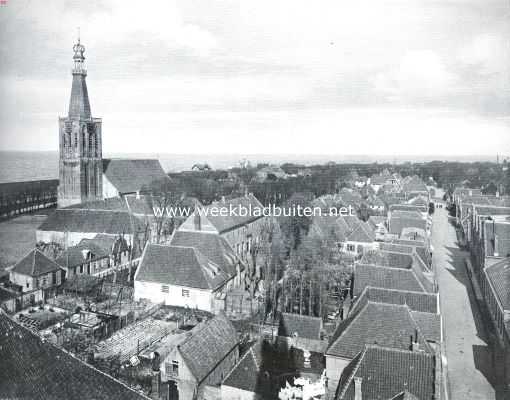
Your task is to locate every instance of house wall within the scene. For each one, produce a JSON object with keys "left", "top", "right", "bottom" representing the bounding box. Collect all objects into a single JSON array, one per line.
[
  {"left": 10, "top": 270, "right": 63, "bottom": 293},
  {"left": 36, "top": 230, "right": 134, "bottom": 248},
  {"left": 134, "top": 280, "right": 215, "bottom": 312},
  {"left": 325, "top": 355, "right": 351, "bottom": 393}
]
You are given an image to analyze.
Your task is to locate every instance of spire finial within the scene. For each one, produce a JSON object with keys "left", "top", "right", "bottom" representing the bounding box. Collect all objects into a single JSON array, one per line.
[{"left": 72, "top": 30, "right": 86, "bottom": 73}]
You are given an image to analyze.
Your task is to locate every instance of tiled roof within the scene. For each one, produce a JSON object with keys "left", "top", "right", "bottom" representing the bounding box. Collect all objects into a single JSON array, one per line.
[
  {"left": 410, "top": 311, "right": 441, "bottom": 343},
  {"left": 170, "top": 230, "right": 243, "bottom": 276},
  {"left": 390, "top": 204, "right": 426, "bottom": 213},
  {"left": 484, "top": 258, "right": 510, "bottom": 311},
  {"left": 360, "top": 250, "right": 414, "bottom": 269},
  {"left": 56, "top": 241, "right": 109, "bottom": 268},
  {"left": 135, "top": 244, "right": 229, "bottom": 290},
  {"left": 335, "top": 345, "right": 435, "bottom": 400},
  {"left": 327, "top": 302, "right": 432, "bottom": 359},
  {"left": 352, "top": 286, "right": 438, "bottom": 314},
  {"left": 353, "top": 264, "right": 430, "bottom": 296},
  {"left": 339, "top": 216, "right": 375, "bottom": 243},
  {"left": 389, "top": 214, "right": 427, "bottom": 236},
  {"left": 178, "top": 313, "right": 238, "bottom": 384},
  {"left": 402, "top": 176, "right": 428, "bottom": 194},
  {"left": 367, "top": 216, "right": 386, "bottom": 230},
  {"left": 200, "top": 194, "right": 264, "bottom": 233},
  {"left": 0, "top": 312, "right": 148, "bottom": 400},
  {"left": 11, "top": 249, "right": 62, "bottom": 277},
  {"left": 38, "top": 209, "right": 142, "bottom": 235},
  {"left": 103, "top": 159, "right": 169, "bottom": 194},
  {"left": 389, "top": 392, "right": 421, "bottom": 400},
  {"left": 278, "top": 313, "right": 322, "bottom": 340}
]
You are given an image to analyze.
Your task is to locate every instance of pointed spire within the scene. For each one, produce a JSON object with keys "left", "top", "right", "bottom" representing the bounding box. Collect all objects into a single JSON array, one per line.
[{"left": 68, "top": 33, "right": 91, "bottom": 119}]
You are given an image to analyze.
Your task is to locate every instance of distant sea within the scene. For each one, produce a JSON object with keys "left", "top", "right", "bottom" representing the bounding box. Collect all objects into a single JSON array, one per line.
[{"left": 0, "top": 151, "right": 496, "bottom": 184}]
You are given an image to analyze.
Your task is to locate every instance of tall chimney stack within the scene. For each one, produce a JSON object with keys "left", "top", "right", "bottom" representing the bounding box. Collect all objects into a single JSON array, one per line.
[{"left": 354, "top": 377, "right": 362, "bottom": 400}]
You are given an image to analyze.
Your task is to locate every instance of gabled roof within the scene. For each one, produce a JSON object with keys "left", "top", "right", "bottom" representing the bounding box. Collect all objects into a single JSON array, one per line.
[
  {"left": 410, "top": 311, "right": 441, "bottom": 343},
  {"left": 170, "top": 230, "right": 243, "bottom": 276},
  {"left": 135, "top": 244, "right": 229, "bottom": 290},
  {"left": 335, "top": 345, "right": 435, "bottom": 400},
  {"left": 339, "top": 216, "right": 375, "bottom": 243},
  {"left": 278, "top": 313, "right": 322, "bottom": 340},
  {"left": 360, "top": 250, "right": 414, "bottom": 270},
  {"left": 178, "top": 313, "right": 238, "bottom": 384},
  {"left": 199, "top": 194, "right": 264, "bottom": 233},
  {"left": 352, "top": 286, "right": 438, "bottom": 314},
  {"left": 0, "top": 312, "right": 148, "bottom": 400},
  {"left": 484, "top": 258, "right": 510, "bottom": 311},
  {"left": 11, "top": 249, "right": 62, "bottom": 277},
  {"left": 389, "top": 213, "right": 427, "bottom": 236},
  {"left": 402, "top": 176, "right": 428, "bottom": 194},
  {"left": 103, "top": 159, "right": 169, "bottom": 194},
  {"left": 327, "top": 302, "right": 432, "bottom": 359},
  {"left": 354, "top": 264, "right": 432, "bottom": 296},
  {"left": 38, "top": 209, "right": 142, "bottom": 235}
]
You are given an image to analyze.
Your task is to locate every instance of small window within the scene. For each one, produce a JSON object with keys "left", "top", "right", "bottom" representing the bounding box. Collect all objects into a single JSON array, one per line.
[
  {"left": 172, "top": 360, "right": 179, "bottom": 375},
  {"left": 182, "top": 289, "right": 190, "bottom": 297},
  {"left": 161, "top": 285, "right": 169, "bottom": 293},
  {"left": 346, "top": 244, "right": 355, "bottom": 252}
]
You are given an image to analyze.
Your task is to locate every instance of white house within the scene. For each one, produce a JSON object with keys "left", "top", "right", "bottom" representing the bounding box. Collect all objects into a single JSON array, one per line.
[{"left": 134, "top": 244, "right": 233, "bottom": 313}]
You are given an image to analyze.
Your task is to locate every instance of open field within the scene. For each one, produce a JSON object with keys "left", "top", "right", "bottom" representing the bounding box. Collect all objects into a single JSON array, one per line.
[{"left": 0, "top": 213, "right": 50, "bottom": 272}]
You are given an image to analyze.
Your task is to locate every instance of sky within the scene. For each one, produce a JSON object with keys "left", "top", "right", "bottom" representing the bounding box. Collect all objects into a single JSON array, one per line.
[{"left": 0, "top": 0, "right": 509, "bottom": 157}]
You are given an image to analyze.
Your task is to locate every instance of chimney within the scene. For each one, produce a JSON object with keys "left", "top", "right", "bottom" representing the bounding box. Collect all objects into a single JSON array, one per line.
[
  {"left": 221, "top": 195, "right": 226, "bottom": 203},
  {"left": 354, "top": 377, "right": 362, "bottom": 400},
  {"left": 494, "top": 234, "right": 499, "bottom": 257},
  {"left": 411, "top": 329, "right": 420, "bottom": 352},
  {"left": 193, "top": 212, "right": 201, "bottom": 231}
]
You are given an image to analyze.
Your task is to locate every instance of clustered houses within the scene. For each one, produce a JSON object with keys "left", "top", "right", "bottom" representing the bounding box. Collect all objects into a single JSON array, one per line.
[
  {"left": 133, "top": 194, "right": 263, "bottom": 313},
  {"left": 452, "top": 188, "right": 510, "bottom": 386}
]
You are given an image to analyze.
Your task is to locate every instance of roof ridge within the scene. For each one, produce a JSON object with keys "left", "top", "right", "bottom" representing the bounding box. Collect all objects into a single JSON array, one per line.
[{"left": 338, "top": 346, "right": 367, "bottom": 399}]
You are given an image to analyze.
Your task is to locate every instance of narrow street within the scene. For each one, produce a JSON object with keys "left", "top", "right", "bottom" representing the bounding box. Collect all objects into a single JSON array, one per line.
[{"left": 431, "top": 207, "right": 496, "bottom": 399}]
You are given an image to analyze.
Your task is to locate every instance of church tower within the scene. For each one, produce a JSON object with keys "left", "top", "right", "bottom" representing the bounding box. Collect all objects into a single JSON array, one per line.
[{"left": 58, "top": 37, "right": 103, "bottom": 208}]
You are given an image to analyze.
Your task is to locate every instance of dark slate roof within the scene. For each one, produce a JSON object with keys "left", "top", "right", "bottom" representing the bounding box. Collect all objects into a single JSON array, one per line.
[
  {"left": 103, "top": 159, "right": 169, "bottom": 194},
  {"left": 335, "top": 345, "right": 435, "bottom": 400},
  {"left": 11, "top": 249, "right": 62, "bottom": 277},
  {"left": 410, "top": 311, "right": 441, "bottom": 343},
  {"left": 170, "top": 230, "right": 243, "bottom": 276},
  {"left": 178, "top": 313, "right": 238, "bottom": 384},
  {"left": 0, "top": 311, "right": 148, "bottom": 400},
  {"left": 200, "top": 194, "right": 264, "bottom": 233},
  {"left": 484, "top": 258, "right": 510, "bottom": 311},
  {"left": 278, "top": 313, "right": 322, "bottom": 340},
  {"left": 38, "top": 209, "right": 142, "bottom": 234},
  {"left": 135, "top": 244, "right": 229, "bottom": 290},
  {"left": 352, "top": 286, "right": 438, "bottom": 314},
  {"left": 68, "top": 72, "right": 91, "bottom": 119},
  {"left": 327, "top": 302, "right": 432, "bottom": 359},
  {"left": 353, "top": 264, "right": 429, "bottom": 296}
]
